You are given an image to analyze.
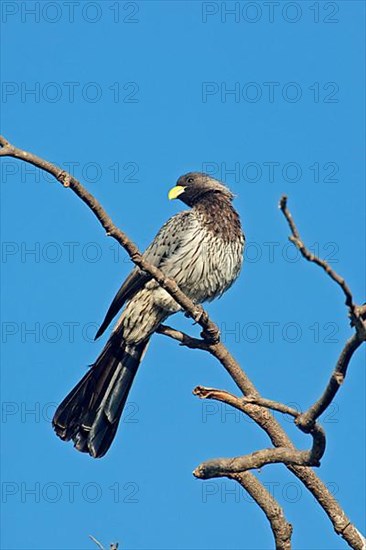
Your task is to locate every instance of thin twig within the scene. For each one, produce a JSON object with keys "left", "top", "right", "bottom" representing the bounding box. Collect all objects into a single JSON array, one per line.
[
  {"left": 157, "top": 324, "right": 208, "bottom": 350},
  {"left": 279, "top": 195, "right": 366, "bottom": 339},
  {"left": 242, "top": 395, "right": 300, "bottom": 417},
  {"left": 89, "top": 535, "right": 105, "bottom": 550},
  {"left": 279, "top": 195, "right": 354, "bottom": 306}
]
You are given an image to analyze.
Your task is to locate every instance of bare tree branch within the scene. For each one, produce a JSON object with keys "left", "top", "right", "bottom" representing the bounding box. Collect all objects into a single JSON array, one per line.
[
  {"left": 295, "top": 333, "right": 363, "bottom": 431},
  {"left": 279, "top": 195, "right": 366, "bottom": 339},
  {"left": 193, "top": 386, "right": 326, "bottom": 473},
  {"left": 229, "top": 472, "right": 292, "bottom": 550},
  {"left": 194, "top": 447, "right": 317, "bottom": 478},
  {"left": 2, "top": 136, "right": 364, "bottom": 550},
  {"left": 279, "top": 195, "right": 366, "bottom": 434},
  {"left": 193, "top": 385, "right": 299, "bottom": 418},
  {"left": 242, "top": 395, "right": 300, "bottom": 418}
]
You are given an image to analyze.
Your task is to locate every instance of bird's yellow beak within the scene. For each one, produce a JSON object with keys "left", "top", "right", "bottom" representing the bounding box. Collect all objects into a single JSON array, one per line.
[{"left": 168, "top": 185, "right": 186, "bottom": 200}]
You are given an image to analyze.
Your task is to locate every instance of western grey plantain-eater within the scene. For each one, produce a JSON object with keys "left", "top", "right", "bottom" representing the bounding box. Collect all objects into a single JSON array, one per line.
[{"left": 53, "top": 173, "right": 245, "bottom": 457}]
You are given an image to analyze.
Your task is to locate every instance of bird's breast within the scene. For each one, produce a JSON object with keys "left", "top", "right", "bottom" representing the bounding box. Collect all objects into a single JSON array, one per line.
[{"left": 161, "top": 228, "right": 244, "bottom": 305}]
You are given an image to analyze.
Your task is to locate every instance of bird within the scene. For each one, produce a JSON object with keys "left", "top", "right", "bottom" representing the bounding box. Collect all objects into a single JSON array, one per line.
[{"left": 52, "top": 172, "right": 245, "bottom": 458}]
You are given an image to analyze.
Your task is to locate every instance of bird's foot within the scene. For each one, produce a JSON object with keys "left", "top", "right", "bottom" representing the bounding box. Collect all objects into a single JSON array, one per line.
[{"left": 201, "top": 324, "right": 220, "bottom": 345}]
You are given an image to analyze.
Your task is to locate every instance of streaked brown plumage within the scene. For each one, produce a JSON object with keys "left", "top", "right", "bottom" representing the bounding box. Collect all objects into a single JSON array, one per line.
[{"left": 53, "top": 173, "right": 245, "bottom": 457}]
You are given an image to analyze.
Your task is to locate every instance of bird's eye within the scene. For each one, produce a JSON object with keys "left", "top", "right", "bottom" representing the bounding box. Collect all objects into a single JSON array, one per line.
[{"left": 187, "top": 177, "right": 194, "bottom": 184}]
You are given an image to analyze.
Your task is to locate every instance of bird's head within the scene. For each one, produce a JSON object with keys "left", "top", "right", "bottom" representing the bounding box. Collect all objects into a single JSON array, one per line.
[{"left": 168, "top": 172, "right": 234, "bottom": 207}]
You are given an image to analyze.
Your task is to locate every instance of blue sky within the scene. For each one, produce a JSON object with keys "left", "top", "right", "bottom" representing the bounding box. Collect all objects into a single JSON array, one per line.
[{"left": 1, "top": 1, "right": 365, "bottom": 549}]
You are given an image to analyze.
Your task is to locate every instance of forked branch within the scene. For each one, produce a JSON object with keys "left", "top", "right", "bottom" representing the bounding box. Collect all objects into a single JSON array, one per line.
[{"left": 1, "top": 136, "right": 364, "bottom": 550}]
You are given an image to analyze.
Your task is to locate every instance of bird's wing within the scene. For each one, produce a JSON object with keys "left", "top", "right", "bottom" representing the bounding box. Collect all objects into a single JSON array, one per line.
[
  {"left": 95, "top": 211, "right": 192, "bottom": 339},
  {"left": 94, "top": 268, "right": 149, "bottom": 340}
]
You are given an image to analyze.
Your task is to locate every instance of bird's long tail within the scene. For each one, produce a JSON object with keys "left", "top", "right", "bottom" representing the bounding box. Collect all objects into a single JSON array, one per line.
[{"left": 52, "top": 335, "right": 149, "bottom": 458}]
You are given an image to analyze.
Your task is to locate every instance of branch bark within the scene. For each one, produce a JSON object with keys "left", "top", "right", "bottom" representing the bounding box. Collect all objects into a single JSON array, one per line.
[
  {"left": 229, "top": 472, "right": 293, "bottom": 550},
  {"left": 1, "top": 136, "right": 364, "bottom": 550}
]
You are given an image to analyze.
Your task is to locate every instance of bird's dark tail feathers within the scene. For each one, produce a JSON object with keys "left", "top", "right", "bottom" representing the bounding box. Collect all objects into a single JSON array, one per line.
[{"left": 52, "top": 336, "right": 149, "bottom": 458}]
